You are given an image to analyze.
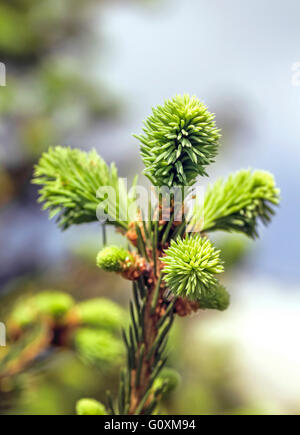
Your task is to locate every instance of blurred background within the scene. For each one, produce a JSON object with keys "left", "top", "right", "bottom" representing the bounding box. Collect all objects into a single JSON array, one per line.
[{"left": 0, "top": 0, "right": 299, "bottom": 415}]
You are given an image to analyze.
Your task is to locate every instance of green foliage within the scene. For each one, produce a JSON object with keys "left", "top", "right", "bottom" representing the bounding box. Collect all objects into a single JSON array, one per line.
[
  {"left": 76, "top": 398, "right": 107, "bottom": 416},
  {"left": 135, "top": 95, "right": 220, "bottom": 187},
  {"left": 162, "top": 235, "right": 224, "bottom": 301},
  {"left": 39, "top": 60, "right": 112, "bottom": 116},
  {"left": 74, "top": 328, "right": 124, "bottom": 367},
  {"left": 0, "top": 324, "right": 49, "bottom": 376},
  {"left": 9, "top": 303, "right": 37, "bottom": 329},
  {"left": 33, "top": 146, "right": 136, "bottom": 230},
  {"left": 198, "top": 284, "right": 230, "bottom": 311},
  {"left": 0, "top": 0, "right": 97, "bottom": 59},
  {"left": 76, "top": 298, "right": 126, "bottom": 332},
  {"left": 0, "top": 3, "right": 37, "bottom": 57},
  {"left": 9, "top": 292, "right": 74, "bottom": 327},
  {"left": 0, "top": 0, "right": 120, "bottom": 176},
  {"left": 1, "top": 292, "right": 127, "bottom": 394},
  {"left": 190, "top": 170, "right": 280, "bottom": 238},
  {"left": 96, "top": 247, "right": 130, "bottom": 273},
  {"left": 153, "top": 367, "right": 181, "bottom": 396},
  {"left": 215, "top": 235, "right": 250, "bottom": 269},
  {"left": 0, "top": 60, "right": 116, "bottom": 157},
  {"left": 30, "top": 93, "right": 280, "bottom": 416},
  {"left": 33, "top": 291, "right": 74, "bottom": 318}
]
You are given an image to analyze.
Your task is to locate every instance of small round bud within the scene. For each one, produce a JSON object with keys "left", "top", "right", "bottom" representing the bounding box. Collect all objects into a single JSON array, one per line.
[
  {"left": 33, "top": 291, "right": 74, "bottom": 318},
  {"left": 162, "top": 234, "right": 224, "bottom": 301},
  {"left": 198, "top": 284, "right": 230, "bottom": 311},
  {"left": 76, "top": 398, "right": 107, "bottom": 415},
  {"left": 74, "top": 328, "right": 124, "bottom": 367},
  {"left": 76, "top": 298, "right": 126, "bottom": 332},
  {"left": 96, "top": 246, "right": 129, "bottom": 272},
  {"left": 9, "top": 303, "right": 38, "bottom": 328},
  {"left": 153, "top": 368, "right": 181, "bottom": 395},
  {"left": 8, "top": 292, "right": 74, "bottom": 335}
]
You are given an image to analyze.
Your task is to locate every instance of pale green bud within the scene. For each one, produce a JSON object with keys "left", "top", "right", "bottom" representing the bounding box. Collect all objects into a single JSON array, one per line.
[
  {"left": 76, "top": 298, "right": 126, "bottom": 332},
  {"left": 162, "top": 234, "right": 224, "bottom": 301},
  {"left": 34, "top": 291, "right": 74, "bottom": 318},
  {"left": 153, "top": 368, "right": 181, "bottom": 396},
  {"left": 198, "top": 284, "right": 230, "bottom": 311},
  {"left": 76, "top": 398, "right": 107, "bottom": 415},
  {"left": 74, "top": 328, "right": 124, "bottom": 367},
  {"left": 135, "top": 94, "right": 220, "bottom": 187},
  {"left": 96, "top": 246, "right": 129, "bottom": 272}
]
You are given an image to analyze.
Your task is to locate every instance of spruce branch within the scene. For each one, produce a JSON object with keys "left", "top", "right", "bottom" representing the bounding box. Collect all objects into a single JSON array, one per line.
[
  {"left": 108, "top": 222, "right": 178, "bottom": 415},
  {"left": 189, "top": 169, "right": 280, "bottom": 238},
  {"left": 30, "top": 93, "right": 280, "bottom": 416},
  {"left": 1, "top": 293, "right": 125, "bottom": 381},
  {"left": 33, "top": 146, "right": 137, "bottom": 230}
]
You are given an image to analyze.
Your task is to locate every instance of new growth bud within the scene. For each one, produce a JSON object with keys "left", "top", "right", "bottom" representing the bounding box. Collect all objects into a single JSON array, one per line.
[
  {"left": 153, "top": 367, "right": 181, "bottom": 396},
  {"left": 135, "top": 94, "right": 220, "bottom": 187},
  {"left": 96, "top": 246, "right": 129, "bottom": 272},
  {"left": 161, "top": 234, "right": 224, "bottom": 301},
  {"left": 198, "top": 284, "right": 230, "bottom": 311},
  {"left": 76, "top": 399, "right": 107, "bottom": 415},
  {"left": 76, "top": 298, "right": 126, "bottom": 332}
]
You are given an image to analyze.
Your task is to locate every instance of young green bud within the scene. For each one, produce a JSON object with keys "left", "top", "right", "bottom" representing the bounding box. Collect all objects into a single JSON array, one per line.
[
  {"left": 198, "top": 284, "right": 230, "bottom": 311},
  {"left": 153, "top": 368, "right": 181, "bottom": 395},
  {"left": 192, "top": 169, "right": 280, "bottom": 238},
  {"left": 96, "top": 246, "right": 129, "bottom": 272},
  {"left": 135, "top": 94, "right": 220, "bottom": 186},
  {"left": 33, "top": 291, "right": 74, "bottom": 318},
  {"left": 8, "top": 292, "right": 74, "bottom": 333},
  {"left": 74, "top": 328, "right": 124, "bottom": 367},
  {"left": 162, "top": 234, "right": 224, "bottom": 301},
  {"left": 9, "top": 303, "right": 38, "bottom": 328},
  {"left": 76, "top": 298, "right": 126, "bottom": 332},
  {"left": 76, "top": 398, "right": 107, "bottom": 415}
]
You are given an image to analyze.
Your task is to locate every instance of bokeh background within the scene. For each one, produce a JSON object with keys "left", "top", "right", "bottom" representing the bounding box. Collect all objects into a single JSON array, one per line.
[{"left": 0, "top": 0, "right": 300, "bottom": 415}]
